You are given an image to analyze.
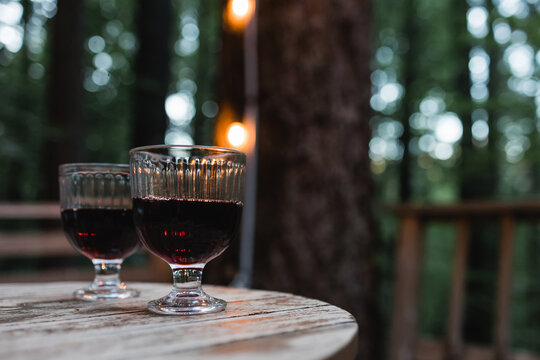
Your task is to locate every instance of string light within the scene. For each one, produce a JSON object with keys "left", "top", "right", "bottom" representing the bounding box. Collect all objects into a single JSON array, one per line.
[
  {"left": 232, "top": 0, "right": 250, "bottom": 17},
  {"left": 224, "top": 0, "right": 254, "bottom": 31},
  {"left": 227, "top": 122, "right": 247, "bottom": 148}
]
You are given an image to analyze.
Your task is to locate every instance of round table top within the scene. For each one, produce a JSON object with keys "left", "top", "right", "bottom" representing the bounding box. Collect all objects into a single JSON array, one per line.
[{"left": 0, "top": 282, "right": 358, "bottom": 360}]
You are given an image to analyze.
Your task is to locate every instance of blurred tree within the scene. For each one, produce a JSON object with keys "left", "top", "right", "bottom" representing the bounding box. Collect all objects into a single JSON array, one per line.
[
  {"left": 397, "top": 0, "right": 419, "bottom": 202},
  {"left": 191, "top": 0, "right": 222, "bottom": 145},
  {"left": 81, "top": 0, "right": 137, "bottom": 164},
  {"left": 0, "top": 1, "right": 45, "bottom": 200},
  {"left": 457, "top": 0, "right": 499, "bottom": 345},
  {"left": 371, "top": 0, "right": 540, "bottom": 353},
  {"left": 2, "top": 0, "right": 540, "bottom": 353},
  {"left": 42, "top": 0, "right": 85, "bottom": 200},
  {"left": 132, "top": 0, "right": 171, "bottom": 147},
  {"left": 253, "top": 0, "right": 378, "bottom": 358},
  {"left": 202, "top": 0, "right": 244, "bottom": 285}
]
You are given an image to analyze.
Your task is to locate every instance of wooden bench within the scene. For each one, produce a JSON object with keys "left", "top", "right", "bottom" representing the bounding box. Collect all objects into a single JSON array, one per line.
[
  {"left": 0, "top": 202, "right": 169, "bottom": 283},
  {"left": 387, "top": 202, "right": 540, "bottom": 360}
]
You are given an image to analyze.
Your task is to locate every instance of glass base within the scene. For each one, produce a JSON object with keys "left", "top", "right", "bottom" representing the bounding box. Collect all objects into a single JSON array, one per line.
[
  {"left": 147, "top": 289, "right": 226, "bottom": 315},
  {"left": 74, "top": 285, "right": 140, "bottom": 301}
]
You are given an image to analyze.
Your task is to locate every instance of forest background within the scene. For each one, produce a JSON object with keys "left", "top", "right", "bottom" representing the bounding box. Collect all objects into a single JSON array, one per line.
[{"left": 1, "top": 0, "right": 540, "bottom": 357}]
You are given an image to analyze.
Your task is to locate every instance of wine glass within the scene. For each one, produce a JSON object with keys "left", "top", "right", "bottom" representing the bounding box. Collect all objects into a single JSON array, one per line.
[
  {"left": 130, "top": 145, "right": 246, "bottom": 315},
  {"left": 59, "top": 163, "right": 140, "bottom": 301}
]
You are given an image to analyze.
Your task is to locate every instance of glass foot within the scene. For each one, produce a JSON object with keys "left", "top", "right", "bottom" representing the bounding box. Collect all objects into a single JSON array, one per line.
[
  {"left": 74, "top": 285, "right": 140, "bottom": 301},
  {"left": 147, "top": 289, "right": 226, "bottom": 315}
]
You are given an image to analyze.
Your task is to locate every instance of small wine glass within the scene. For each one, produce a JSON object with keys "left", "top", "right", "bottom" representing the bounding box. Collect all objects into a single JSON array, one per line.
[
  {"left": 130, "top": 145, "right": 246, "bottom": 315},
  {"left": 59, "top": 163, "right": 140, "bottom": 301}
]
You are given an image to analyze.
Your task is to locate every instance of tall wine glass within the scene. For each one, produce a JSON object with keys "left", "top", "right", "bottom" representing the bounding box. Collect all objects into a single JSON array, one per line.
[
  {"left": 59, "top": 163, "right": 140, "bottom": 301},
  {"left": 130, "top": 145, "right": 246, "bottom": 315}
]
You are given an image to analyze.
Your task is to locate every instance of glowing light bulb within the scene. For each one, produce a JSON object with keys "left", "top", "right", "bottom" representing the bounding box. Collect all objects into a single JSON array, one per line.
[
  {"left": 227, "top": 122, "right": 247, "bottom": 147},
  {"left": 224, "top": 0, "right": 254, "bottom": 31},
  {"left": 232, "top": 0, "right": 250, "bottom": 17}
]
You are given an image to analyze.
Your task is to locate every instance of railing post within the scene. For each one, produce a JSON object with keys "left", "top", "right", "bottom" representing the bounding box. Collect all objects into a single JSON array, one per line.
[
  {"left": 494, "top": 215, "right": 516, "bottom": 360},
  {"left": 389, "top": 214, "right": 424, "bottom": 360},
  {"left": 445, "top": 218, "right": 470, "bottom": 360}
]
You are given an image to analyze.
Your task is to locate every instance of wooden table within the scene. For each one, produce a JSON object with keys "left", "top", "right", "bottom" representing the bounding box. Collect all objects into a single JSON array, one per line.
[{"left": 0, "top": 282, "right": 358, "bottom": 359}]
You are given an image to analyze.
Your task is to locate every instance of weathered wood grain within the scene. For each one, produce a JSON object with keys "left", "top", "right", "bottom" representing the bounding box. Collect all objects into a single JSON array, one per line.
[{"left": 0, "top": 282, "right": 358, "bottom": 360}]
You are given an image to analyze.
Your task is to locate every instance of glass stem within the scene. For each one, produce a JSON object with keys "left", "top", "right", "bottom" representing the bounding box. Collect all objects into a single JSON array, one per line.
[
  {"left": 171, "top": 266, "right": 204, "bottom": 294},
  {"left": 91, "top": 260, "right": 123, "bottom": 289}
]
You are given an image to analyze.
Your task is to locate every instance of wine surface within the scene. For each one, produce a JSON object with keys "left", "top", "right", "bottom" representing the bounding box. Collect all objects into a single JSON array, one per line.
[
  {"left": 133, "top": 197, "right": 243, "bottom": 265},
  {"left": 61, "top": 209, "right": 139, "bottom": 260}
]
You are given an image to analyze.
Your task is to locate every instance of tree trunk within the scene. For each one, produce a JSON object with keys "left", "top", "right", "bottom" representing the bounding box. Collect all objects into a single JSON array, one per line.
[
  {"left": 454, "top": 0, "right": 498, "bottom": 345},
  {"left": 398, "top": 0, "right": 418, "bottom": 202},
  {"left": 133, "top": 0, "right": 171, "bottom": 147},
  {"left": 42, "top": 0, "right": 84, "bottom": 200},
  {"left": 457, "top": 2, "right": 494, "bottom": 200},
  {"left": 254, "top": 1, "right": 378, "bottom": 358}
]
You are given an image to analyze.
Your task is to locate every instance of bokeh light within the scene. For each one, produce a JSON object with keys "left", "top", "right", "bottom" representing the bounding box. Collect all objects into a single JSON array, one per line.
[
  {"left": 493, "top": 20, "right": 512, "bottom": 44},
  {"left": 495, "top": 0, "right": 529, "bottom": 18},
  {"left": 202, "top": 101, "right": 219, "bottom": 118},
  {"left": 165, "top": 92, "right": 196, "bottom": 126},
  {"left": 467, "top": 6, "right": 488, "bottom": 38},
  {"left": 165, "top": 130, "right": 194, "bottom": 146},
  {"left": 88, "top": 35, "right": 106, "bottom": 53},
  {"left": 472, "top": 120, "right": 489, "bottom": 141},
  {"left": 419, "top": 135, "right": 437, "bottom": 153},
  {"left": 93, "top": 52, "right": 113, "bottom": 70},
  {"left": 92, "top": 69, "right": 110, "bottom": 86},
  {"left": 28, "top": 63, "right": 45, "bottom": 79},
  {"left": 380, "top": 83, "right": 402, "bottom": 103},
  {"left": 434, "top": 143, "right": 453, "bottom": 160},
  {"left": 0, "top": 1, "right": 24, "bottom": 54},
  {"left": 0, "top": 25, "right": 23, "bottom": 53},
  {"left": 471, "top": 83, "right": 489, "bottom": 102},
  {"left": 232, "top": 0, "right": 250, "bottom": 17},
  {"left": 469, "top": 49, "right": 489, "bottom": 83},
  {"left": 505, "top": 44, "right": 535, "bottom": 78},
  {"left": 227, "top": 122, "right": 247, "bottom": 148},
  {"left": 118, "top": 32, "right": 136, "bottom": 52},
  {"left": 420, "top": 97, "right": 445, "bottom": 116},
  {"left": 0, "top": 2, "right": 23, "bottom": 25},
  {"left": 224, "top": 0, "right": 255, "bottom": 31},
  {"left": 376, "top": 46, "right": 394, "bottom": 65},
  {"left": 434, "top": 113, "right": 463, "bottom": 144}
]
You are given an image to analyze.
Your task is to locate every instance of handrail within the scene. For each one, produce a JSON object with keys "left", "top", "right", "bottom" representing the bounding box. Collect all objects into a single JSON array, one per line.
[
  {"left": 0, "top": 202, "right": 61, "bottom": 220},
  {"left": 386, "top": 202, "right": 540, "bottom": 360},
  {"left": 383, "top": 201, "right": 540, "bottom": 219}
]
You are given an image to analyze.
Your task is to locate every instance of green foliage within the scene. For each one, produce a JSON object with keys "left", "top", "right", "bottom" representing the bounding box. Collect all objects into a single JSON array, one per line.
[
  {"left": 169, "top": 0, "right": 222, "bottom": 145},
  {"left": 81, "top": 0, "right": 136, "bottom": 164},
  {"left": 373, "top": 0, "right": 540, "bottom": 353},
  {"left": 0, "top": 2, "right": 50, "bottom": 200},
  {"left": 0, "top": 0, "right": 222, "bottom": 199}
]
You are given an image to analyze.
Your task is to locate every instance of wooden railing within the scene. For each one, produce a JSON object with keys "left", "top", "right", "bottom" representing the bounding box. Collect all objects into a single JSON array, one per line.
[
  {"left": 0, "top": 202, "right": 74, "bottom": 259},
  {"left": 0, "top": 202, "right": 169, "bottom": 283},
  {"left": 386, "top": 202, "right": 540, "bottom": 360}
]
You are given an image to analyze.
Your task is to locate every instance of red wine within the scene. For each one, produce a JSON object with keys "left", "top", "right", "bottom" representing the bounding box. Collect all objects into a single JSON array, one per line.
[
  {"left": 133, "top": 197, "right": 243, "bottom": 265},
  {"left": 61, "top": 209, "right": 139, "bottom": 260}
]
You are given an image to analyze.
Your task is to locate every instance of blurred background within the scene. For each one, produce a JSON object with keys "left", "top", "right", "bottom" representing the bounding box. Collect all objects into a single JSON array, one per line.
[{"left": 1, "top": 0, "right": 540, "bottom": 359}]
